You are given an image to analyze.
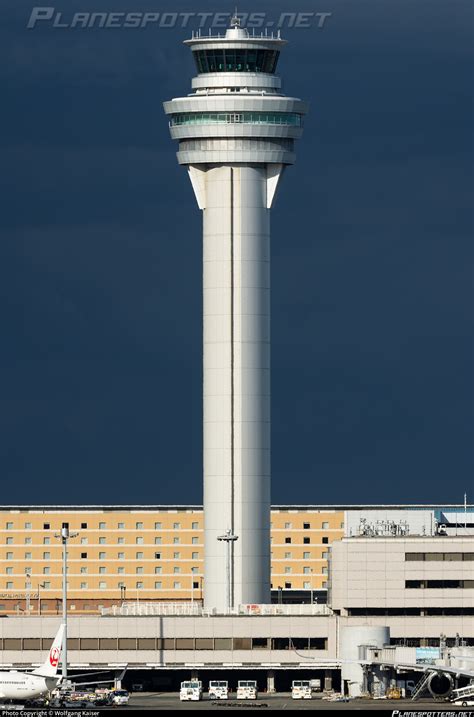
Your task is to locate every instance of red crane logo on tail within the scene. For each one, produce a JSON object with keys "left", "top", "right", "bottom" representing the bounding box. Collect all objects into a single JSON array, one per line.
[{"left": 49, "top": 646, "right": 60, "bottom": 667}]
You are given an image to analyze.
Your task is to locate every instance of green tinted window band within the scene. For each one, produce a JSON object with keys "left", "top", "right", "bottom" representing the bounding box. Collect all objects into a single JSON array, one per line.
[{"left": 170, "top": 112, "right": 302, "bottom": 127}]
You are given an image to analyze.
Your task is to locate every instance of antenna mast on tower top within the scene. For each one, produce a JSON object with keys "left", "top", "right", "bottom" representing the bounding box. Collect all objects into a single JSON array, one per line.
[{"left": 230, "top": 8, "right": 241, "bottom": 28}]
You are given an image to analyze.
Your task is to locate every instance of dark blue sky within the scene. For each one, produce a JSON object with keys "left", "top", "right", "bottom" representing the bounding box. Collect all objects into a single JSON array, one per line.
[{"left": 1, "top": 0, "right": 473, "bottom": 504}]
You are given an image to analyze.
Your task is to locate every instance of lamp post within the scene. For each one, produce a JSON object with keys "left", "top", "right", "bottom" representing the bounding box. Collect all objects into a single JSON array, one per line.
[
  {"left": 37, "top": 582, "right": 45, "bottom": 616},
  {"left": 217, "top": 530, "right": 238, "bottom": 612},
  {"left": 310, "top": 568, "right": 314, "bottom": 608},
  {"left": 54, "top": 523, "right": 79, "bottom": 682},
  {"left": 25, "top": 573, "right": 31, "bottom": 615}
]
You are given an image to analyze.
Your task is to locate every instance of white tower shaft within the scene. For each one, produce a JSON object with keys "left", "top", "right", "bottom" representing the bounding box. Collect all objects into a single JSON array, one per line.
[{"left": 199, "top": 164, "right": 275, "bottom": 609}]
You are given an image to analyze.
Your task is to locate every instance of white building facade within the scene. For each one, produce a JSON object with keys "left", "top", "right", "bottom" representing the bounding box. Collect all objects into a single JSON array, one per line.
[{"left": 330, "top": 535, "right": 474, "bottom": 624}]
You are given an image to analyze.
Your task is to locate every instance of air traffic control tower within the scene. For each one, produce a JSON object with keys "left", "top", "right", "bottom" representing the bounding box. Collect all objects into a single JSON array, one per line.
[{"left": 164, "top": 16, "right": 307, "bottom": 612}]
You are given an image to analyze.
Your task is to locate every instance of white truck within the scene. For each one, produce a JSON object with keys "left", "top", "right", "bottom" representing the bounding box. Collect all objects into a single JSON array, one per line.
[
  {"left": 292, "top": 680, "right": 312, "bottom": 699},
  {"left": 111, "top": 689, "right": 130, "bottom": 705},
  {"left": 179, "top": 680, "right": 202, "bottom": 701},
  {"left": 208, "top": 680, "right": 229, "bottom": 700},
  {"left": 236, "top": 680, "right": 258, "bottom": 700}
]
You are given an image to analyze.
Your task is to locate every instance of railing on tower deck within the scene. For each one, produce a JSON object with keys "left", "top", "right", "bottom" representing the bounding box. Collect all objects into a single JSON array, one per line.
[{"left": 100, "top": 602, "right": 332, "bottom": 617}]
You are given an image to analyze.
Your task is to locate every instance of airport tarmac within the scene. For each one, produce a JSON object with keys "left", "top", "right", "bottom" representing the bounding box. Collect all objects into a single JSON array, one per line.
[{"left": 123, "top": 692, "right": 472, "bottom": 710}]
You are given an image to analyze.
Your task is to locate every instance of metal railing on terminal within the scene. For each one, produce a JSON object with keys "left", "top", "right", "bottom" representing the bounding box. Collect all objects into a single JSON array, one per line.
[{"left": 101, "top": 602, "right": 332, "bottom": 617}]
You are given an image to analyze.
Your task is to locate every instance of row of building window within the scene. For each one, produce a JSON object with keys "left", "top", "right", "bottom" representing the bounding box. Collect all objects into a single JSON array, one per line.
[
  {"left": 192, "top": 49, "right": 280, "bottom": 75},
  {"left": 2, "top": 536, "right": 200, "bottom": 545},
  {"left": 2, "top": 581, "right": 329, "bottom": 592},
  {"left": 3, "top": 565, "right": 201, "bottom": 575},
  {"left": 8, "top": 581, "right": 330, "bottom": 592},
  {"left": 281, "top": 536, "right": 329, "bottom": 544},
  {"left": 4, "top": 552, "right": 200, "bottom": 560},
  {"left": 3, "top": 540, "right": 330, "bottom": 551},
  {"left": 390, "top": 637, "right": 474, "bottom": 647},
  {"left": 3, "top": 520, "right": 340, "bottom": 530},
  {"left": 2, "top": 522, "right": 199, "bottom": 530},
  {"left": 3, "top": 581, "right": 199, "bottom": 590},
  {"left": 275, "top": 552, "right": 329, "bottom": 559},
  {"left": 0, "top": 636, "right": 327, "bottom": 651},
  {"left": 406, "top": 579, "right": 474, "bottom": 589},
  {"left": 3, "top": 520, "right": 344, "bottom": 531},
  {"left": 13, "top": 635, "right": 473, "bottom": 650},
  {"left": 170, "top": 112, "right": 303, "bottom": 127},
  {"left": 2, "top": 551, "right": 329, "bottom": 561},
  {"left": 1, "top": 538, "right": 332, "bottom": 547},
  {"left": 179, "top": 138, "right": 293, "bottom": 152},
  {"left": 405, "top": 552, "right": 474, "bottom": 561},
  {"left": 273, "top": 582, "right": 327, "bottom": 589},
  {"left": 347, "top": 608, "right": 474, "bottom": 616},
  {"left": 19, "top": 567, "right": 326, "bottom": 576}
]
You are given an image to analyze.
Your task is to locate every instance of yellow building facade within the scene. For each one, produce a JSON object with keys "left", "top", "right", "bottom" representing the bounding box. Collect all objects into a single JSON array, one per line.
[{"left": 0, "top": 507, "right": 344, "bottom": 614}]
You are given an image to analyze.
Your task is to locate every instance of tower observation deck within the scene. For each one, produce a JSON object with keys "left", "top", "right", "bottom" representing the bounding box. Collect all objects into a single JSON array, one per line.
[{"left": 164, "top": 17, "right": 307, "bottom": 612}]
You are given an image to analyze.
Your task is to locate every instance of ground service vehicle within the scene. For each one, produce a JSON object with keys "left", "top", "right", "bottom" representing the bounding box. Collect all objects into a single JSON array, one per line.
[
  {"left": 450, "top": 684, "right": 474, "bottom": 706},
  {"left": 209, "top": 681, "right": 229, "bottom": 699},
  {"left": 237, "top": 680, "right": 258, "bottom": 700},
  {"left": 387, "top": 686, "right": 402, "bottom": 699},
  {"left": 111, "top": 690, "right": 130, "bottom": 705},
  {"left": 180, "top": 681, "right": 202, "bottom": 701},
  {"left": 94, "top": 696, "right": 113, "bottom": 706},
  {"left": 69, "top": 691, "right": 95, "bottom": 702},
  {"left": 62, "top": 699, "right": 93, "bottom": 708},
  {"left": 292, "top": 680, "right": 312, "bottom": 699}
]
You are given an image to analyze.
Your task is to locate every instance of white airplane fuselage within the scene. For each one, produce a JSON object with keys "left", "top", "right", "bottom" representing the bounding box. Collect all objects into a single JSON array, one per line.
[{"left": 0, "top": 671, "right": 57, "bottom": 700}]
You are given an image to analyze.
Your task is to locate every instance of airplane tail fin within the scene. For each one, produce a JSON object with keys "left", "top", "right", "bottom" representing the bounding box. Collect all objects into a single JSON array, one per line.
[{"left": 31, "top": 623, "right": 65, "bottom": 677}]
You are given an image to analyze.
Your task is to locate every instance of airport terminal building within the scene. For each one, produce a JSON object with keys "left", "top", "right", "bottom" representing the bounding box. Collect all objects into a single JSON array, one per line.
[
  {"left": 0, "top": 503, "right": 472, "bottom": 696},
  {"left": 0, "top": 505, "right": 474, "bottom": 695}
]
